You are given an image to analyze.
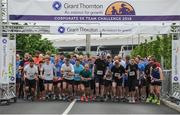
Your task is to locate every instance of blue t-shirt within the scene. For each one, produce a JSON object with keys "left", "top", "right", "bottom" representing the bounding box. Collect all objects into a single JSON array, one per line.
[
  {"left": 124, "top": 62, "right": 130, "bottom": 81},
  {"left": 70, "top": 59, "right": 76, "bottom": 65},
  {"left": 74, "top": 64, "right": 84, "bottom": 81},
  {"left": 138, "top": 61, "right": 145, "bottom": 72},
  {"left": 108, "top": 62, "right": 114, "bottom": 70},
  {"left": 55, "top": 63, "right": 61, "bottom": 77},
  {"left": 59, "top": 59, "right": 64, "bottom": 66},
  {"left": 50, "top": 57, "right": 55, "bottom": 64},
  {"left": 16, "top": 61, "right": 21, "bottom": 78}
]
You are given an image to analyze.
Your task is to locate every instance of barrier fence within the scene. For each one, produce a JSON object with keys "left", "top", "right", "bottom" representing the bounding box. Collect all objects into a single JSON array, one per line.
[{"left": 162, "top": 70, "right": 180, "bottom": 99}]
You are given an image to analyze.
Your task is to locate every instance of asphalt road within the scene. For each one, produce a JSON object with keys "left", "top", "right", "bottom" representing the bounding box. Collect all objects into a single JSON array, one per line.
[{"left": 0, "top": 100, "right": 179, "bottom": 114}]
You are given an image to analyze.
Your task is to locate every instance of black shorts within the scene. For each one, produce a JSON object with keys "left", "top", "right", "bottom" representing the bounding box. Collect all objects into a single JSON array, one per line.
[
  {"left": 104, "top": 80, "right": 112, "bottom": 87},
  {"left": 16, "top": 78, "right": 21, "bottom": 84},
  {"left": 128, "top": 77, "right": 137, "bottom": 92},
  {"left": 124, "top": 80, "right": 129, "bottom": 87},
  {"left": 82, "top": 81, "right": 90, "bottom": 88},
  {"left": 95, "top": 75, "right": 104, "bottom": 85},
  {"left": 151, "top": 81, "right": 162, "bottom": 86},
  {"left": 39, "top": 78, "right": 45, "bottom": 92},
  {"left": 64, "top": 79, "right": 74, "bottom": 85},
  {"left": 53, "top": 80, "right": 63, "bottom": 86},
  {"left": 138, "top": 78, "right": 146, "bottom": 87},
  {"left": 44, "top": 80, "right": 53, "bottom": 84},
  {"left": 113, "top": 78, "right": 123, "bottom": 86},
  {"left": 146, "top": 76, "right": 152, "bottom": 86},
  {"left": 74, "top": 81, "right": 81, "bottom": 85},
  {"left": 25, "top": 79, "right": 36, "bottom": 88}
]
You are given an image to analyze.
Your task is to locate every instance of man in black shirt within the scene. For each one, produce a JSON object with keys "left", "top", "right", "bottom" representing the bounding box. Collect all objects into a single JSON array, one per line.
[
  {"left": 111, "top": 60, "right": 125, "bottom": 101},
  {"left": 93, "top": 53, "right": 108, "bottom": 101},
  {"left": 126, "top": 59, "right": 139, "bottom": 103}
]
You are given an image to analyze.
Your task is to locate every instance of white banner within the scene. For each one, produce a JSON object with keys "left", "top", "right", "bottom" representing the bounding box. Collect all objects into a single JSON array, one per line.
[
  {"left": 50, "top": 25, "right": 171, "bottom": 35},
  {"left": 172, "top": 38, "right": 180, "bottom": 83},
  {"left": 9, "top": 40, "right": 16, "bottom": 83},
  {"left": 8, "top": 0, "right": 180, "bottom": 22},
  {"left": 0, "top": 37, "right": 10, "bottom": 84}
]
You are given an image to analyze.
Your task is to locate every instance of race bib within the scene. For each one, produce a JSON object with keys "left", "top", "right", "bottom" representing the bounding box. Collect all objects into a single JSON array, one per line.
[
  {"left": 64, "top": 72, "right": 73, "bottom": 79},
  {"left": 97, "top": 70, "right": 103, "bottom": 75},
  {"left": 28, "top": 72, "right": 35, "bottom": 78},
  {"left": 106, "top": 76, "right": 112, "bottom": 80},
  {"left": 46, "top": 72, "right": 51, "bottom": 77},
  {"left": 129, "top": 71, "right": 135, "bottom": 76},
  {"left": 29, "top": 75, "right": 34, "bottom": 78},
  {"left": 115, "top": 73, "right": 120, "bottom": 77},
  {"left": 74, "top": 74, "right": 79, "bottom": 78}
]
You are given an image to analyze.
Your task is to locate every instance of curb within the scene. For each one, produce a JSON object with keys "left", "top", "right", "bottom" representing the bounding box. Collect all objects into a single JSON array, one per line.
[{"left": 161, "top": 99, "right": 180, "bottom": 113}]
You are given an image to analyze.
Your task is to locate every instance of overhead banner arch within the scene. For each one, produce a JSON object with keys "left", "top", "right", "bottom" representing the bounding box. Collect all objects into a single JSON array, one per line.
[{"left": 8, "top": 0, "right": 180, "bottom": 23}]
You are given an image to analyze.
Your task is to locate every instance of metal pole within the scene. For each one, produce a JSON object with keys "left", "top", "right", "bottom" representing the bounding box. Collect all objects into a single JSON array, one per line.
[
  {"left": 86, "top": 34, "right": 91, "bottom": 55},
  {"left": 0, "top": 0, "right": 2, "bottom": 38}
]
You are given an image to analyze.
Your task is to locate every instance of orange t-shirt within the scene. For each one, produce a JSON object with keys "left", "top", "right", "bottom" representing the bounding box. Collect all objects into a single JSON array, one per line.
[{"left": 33, "top": 57, "right": 42, "bottom": 65}]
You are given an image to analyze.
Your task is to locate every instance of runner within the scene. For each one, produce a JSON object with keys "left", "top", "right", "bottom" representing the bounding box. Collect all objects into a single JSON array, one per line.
[
  {"left": 42, "top": 55, "right": 55, "bottom": 100},
  {"left": 147, "top": 63, "right": 163, "bottom": 105},
  {"left": 80, "top": 64, "right": 92, "bottom": 102},
  {"left": 37, "top": 60, "right": 45, "bottom": 100},
  {"left": 145, "top": 56, "right": 155, "bottom": 101},
  {"left": 73, "top": 59, "right": 84, "bottom": 100},
  {"left": 104, "top": 54, "right": 113, "bottom": 101},
  {"left": 135, "top": 56, "right": 146, "bottom": 102},
  {"left": 111, "top": 60, "right": 125, "bottom": 102},
  {"left": 16, "top": 54, "right": 21, "bottom": 98},
  {"left": 123, "top": 55, "right": 130, "bottom": 102},
  {"left": 53, "top": 57, "right": 63, "bottom": 100},
  {"left": 89, "top": 56, "right": 96, "bottom": 101},
  {"left": 19, "top": 53, "right": 30, "bottom": 99},
  {"left": 24, "top": 59, "right": 38, "bottom": 101},
  {"left": 126, "top": 59, "right": 139, "bottom": 103},
  {"left": 61, "top": 56, "right": 75, "bottom": 101},
  {"left": 93, "top": 53, "right": 108, "bottom": 101}
]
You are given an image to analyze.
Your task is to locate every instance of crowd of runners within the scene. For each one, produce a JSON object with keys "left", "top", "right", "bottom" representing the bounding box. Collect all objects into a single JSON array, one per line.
[{"left": 16, "top": 51, "right": 163, "bottom": 105}]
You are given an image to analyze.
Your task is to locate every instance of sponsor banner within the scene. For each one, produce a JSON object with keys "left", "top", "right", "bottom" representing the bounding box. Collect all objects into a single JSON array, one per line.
[
  {"left": 2, "top": 25, "right": 50, "bottom": 34},
  {"left": 9, "top": 40, "right": 16, "bottom": 83},
  {"left": 8, "top": 0, "right": 180, "bottom": 22},
  {"left": 172, "top": 38, "right": 180, "bottom": 83},
  {"left": 2, "top": 25, "right": 170, "bottom": 34},
  {"left": 0, "top": 37, "right": 9, "bottom": 84},
  {"left": 50, "top": 25, "right": 170, "bottom": 35}
]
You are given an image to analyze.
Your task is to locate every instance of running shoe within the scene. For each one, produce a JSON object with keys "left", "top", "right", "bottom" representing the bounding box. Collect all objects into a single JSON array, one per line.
[
  {"left": 146, "top": 96, "right": 153, "bottom": 103},
  {"left": 156, "top": 100, "right": 160, "bottom": 105},
  {"left": 89, "top": 96, "right": 93, "bottom": 102},
  {"left": 58, "top": 95, "right": 62, "bottom": 100},
  {"left": 152, "top": 98, "right": 158, "bottom": 104},
  {"left": 80, "top": 96, "right": 84, "bottom": 102},
  {"left": 85, "top": 96, "right": 89, "bottom": 102},
  {"left": 53, "top": 95, "right": 56, "bottom": 100}
]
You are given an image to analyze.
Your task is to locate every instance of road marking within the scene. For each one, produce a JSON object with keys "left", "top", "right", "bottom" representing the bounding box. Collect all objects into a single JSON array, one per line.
[{"left": 62, "top": 99, "right": 77, "bottom": 115}]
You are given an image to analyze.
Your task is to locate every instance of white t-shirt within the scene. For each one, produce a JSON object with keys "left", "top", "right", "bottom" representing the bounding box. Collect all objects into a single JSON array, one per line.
[
  {"left": 24, "top": 64, "right": 38, "bottom": 80},
  {"left": 61, "top": 63, "right": 74, "bottom": 80},
  {"left": 43, "top": 63, "right": 55, "bottom": 81}
]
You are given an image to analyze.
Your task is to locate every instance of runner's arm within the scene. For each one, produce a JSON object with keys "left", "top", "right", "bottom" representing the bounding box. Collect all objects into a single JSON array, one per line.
[{"left": 159, "top": 68, "right": 164, "bottom": 80}]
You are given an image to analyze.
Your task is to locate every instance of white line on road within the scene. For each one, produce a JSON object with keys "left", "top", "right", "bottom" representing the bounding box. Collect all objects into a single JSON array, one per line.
[{"left": 62, "top": 99, "right": 77, "bottom": 115}]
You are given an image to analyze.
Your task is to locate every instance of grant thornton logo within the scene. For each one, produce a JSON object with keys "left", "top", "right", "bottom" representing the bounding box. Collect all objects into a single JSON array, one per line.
[
  {"left": 105, "top": 1, "right": 135, "bottom": 15},
  {"left": 58, "top": 26, "right": 65, "bottom": 34},
  {"left": 2, "top": 39, "right": 7, "bottom": 44},
  {"left": 52, "top": 1, "right": 62, "bottom": 11}
]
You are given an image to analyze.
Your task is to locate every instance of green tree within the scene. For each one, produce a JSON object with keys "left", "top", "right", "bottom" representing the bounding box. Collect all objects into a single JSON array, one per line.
[
  {"left": 16, "top": 34, "right": 57, "bottom": 56},
  {"left": 131, "top": 35, "right": 172, "bottom": 69}
]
